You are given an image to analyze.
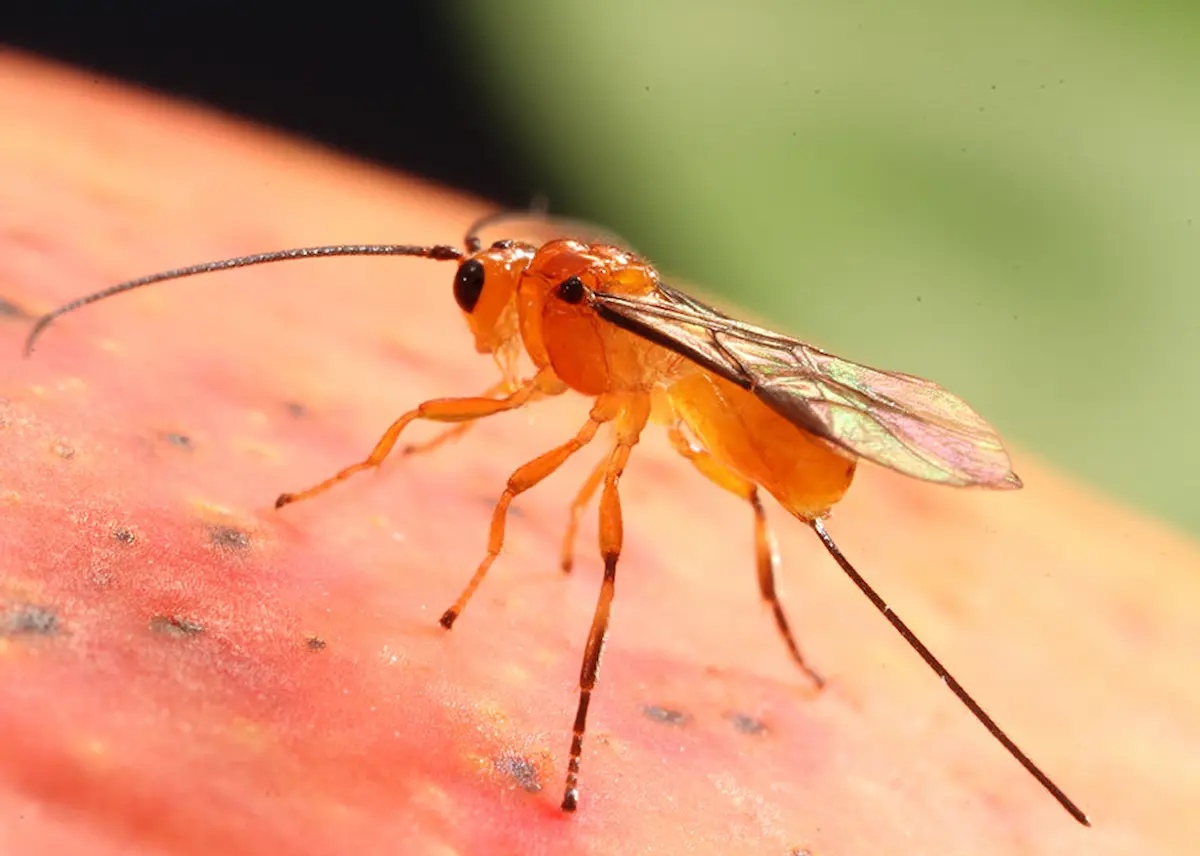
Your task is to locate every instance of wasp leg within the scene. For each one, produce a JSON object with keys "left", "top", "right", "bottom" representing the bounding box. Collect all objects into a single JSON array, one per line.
[
  {"left": 439, "top": 396, "right": 620, "bottom": 628},
  {"left": 666, "top": 426, "right": 824, "bottom": 689},
  {"left": 561, "top": 398, "right": 649, "bottom": 812},
  {"left": 275, "top": 371, "right": 557, "bottom": 510},
  {"left": 399, "top": 379, "right": 511, "bottom": 457},
  {"left": 559, "top": 451, "right": 610, "bottom": 574}
]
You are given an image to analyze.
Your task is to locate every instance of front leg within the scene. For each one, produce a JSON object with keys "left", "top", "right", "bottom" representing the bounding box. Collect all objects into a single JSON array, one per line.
[{"left": 275, "top": 368, "right": 562, "bottom": 509}]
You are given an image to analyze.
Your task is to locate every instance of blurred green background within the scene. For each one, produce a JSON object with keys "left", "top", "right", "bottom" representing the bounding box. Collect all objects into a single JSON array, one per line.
[{"left": 460, "top": 0, "right": 1200, "bottom": 537}]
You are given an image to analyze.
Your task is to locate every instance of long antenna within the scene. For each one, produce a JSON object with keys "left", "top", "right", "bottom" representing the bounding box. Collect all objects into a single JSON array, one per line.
[
  {"left": 809, "top": 518, "right": 1090, "bottom": 826},
  {"left": 24, "top": 243, "right": 464, "bottom": 355}
]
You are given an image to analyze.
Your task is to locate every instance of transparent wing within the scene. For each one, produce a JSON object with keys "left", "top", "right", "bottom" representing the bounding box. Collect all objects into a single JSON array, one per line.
[{"left": 591, "top": 283, "right": 1020, "bottom": 489}]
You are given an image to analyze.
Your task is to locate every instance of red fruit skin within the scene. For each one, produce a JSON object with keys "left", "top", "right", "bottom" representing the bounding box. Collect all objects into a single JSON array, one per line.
[{"left": 1, "top": 53, "right": 1197, "bottom": 856}]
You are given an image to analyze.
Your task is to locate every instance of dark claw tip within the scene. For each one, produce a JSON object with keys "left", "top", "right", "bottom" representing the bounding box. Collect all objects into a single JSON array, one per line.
[
  {"left": 274, "top": 494, "right": 292, "bottom": 510},
  {"left": 561, "top": 789, "right": 578, "bottom": 812},
  {"left": 438, "top": 609, "right": 458, "bottom": 629}
]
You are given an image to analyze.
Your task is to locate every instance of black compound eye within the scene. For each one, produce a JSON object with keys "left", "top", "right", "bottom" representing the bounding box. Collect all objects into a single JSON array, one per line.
[
  {"left": 453, "top": 259, "right": 486, "bottom": 313},
  {"left": 557, "top": 276, "right": 585, "bottom": 305}
]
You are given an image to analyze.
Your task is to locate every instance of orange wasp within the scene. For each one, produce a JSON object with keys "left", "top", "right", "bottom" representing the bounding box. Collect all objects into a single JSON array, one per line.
[{"left": 25, "top": 210, "right": 1088, "bottom": 825}]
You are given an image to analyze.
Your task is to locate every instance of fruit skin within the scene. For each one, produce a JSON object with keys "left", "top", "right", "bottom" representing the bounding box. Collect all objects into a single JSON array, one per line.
[{"left": 0, "top": 52, "right": 1197, "bottom": 856}]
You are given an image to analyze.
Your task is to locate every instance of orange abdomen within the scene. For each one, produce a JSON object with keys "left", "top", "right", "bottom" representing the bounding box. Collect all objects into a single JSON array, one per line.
[{"left": 667, "top": 371, "right": 856, "bottom": 519}]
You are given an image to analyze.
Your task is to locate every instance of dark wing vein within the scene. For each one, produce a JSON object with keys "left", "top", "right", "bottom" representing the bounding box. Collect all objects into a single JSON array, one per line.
[{"left": 590, "top": 283, "right": 1019, "bottom": 488}]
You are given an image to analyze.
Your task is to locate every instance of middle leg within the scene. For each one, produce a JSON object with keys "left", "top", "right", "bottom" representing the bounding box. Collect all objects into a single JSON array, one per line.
[
  {"left": 439, "top": 397, "right": 618, "bottom": 628},
  {"left": 559, "top": 450, "right": 610, "bottom": 574},
  {"left": 561, "top": 397, "right": 649, "bottom": 811}
]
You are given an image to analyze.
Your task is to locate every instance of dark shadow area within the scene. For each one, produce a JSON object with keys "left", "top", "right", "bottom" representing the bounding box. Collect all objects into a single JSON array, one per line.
[{"left": 2, "top": 6, "right": 538, "bottom": 207}]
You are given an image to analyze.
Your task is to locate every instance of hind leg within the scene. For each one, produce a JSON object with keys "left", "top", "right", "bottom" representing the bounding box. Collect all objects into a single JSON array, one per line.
[{"left": 667, "top": 426, "right": 824, "bottom": 688}]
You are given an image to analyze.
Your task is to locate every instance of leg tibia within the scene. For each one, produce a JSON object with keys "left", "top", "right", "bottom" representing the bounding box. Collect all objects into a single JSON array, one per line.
[
  {"left": 667, "top": 426, "right": 823, "bottom": 688},
  {"left": 275, "top": 374, "right": 549, "bottom": 509}
]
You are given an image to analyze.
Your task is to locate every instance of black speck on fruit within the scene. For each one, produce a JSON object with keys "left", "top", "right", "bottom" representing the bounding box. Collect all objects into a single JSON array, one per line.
[
  {"left": 161, "top": 432, "right": 193, "bottom": 450},
  {"left": 112, "top": 527, "right": 137, "bottom": 545},
  {"left": 209, "top": 526, "right": 251, "bottom": 550},
  {"left": 642, "top": 704, "right": 690, "bottom": 726},
  {"left": 149, "top": 614, "right": 204, "bottom": 637},
  {"left": 728, "top": 712, "right": 768, "bottom": 735},
  {"left": 0, "top": 296, "right": 30, "bottom": 319},
  {"left": 2, "top": 604, "right": 59, "bottom": 636},
  {"left": 495, "top": 754, "right": 542, "bottom": 793}
]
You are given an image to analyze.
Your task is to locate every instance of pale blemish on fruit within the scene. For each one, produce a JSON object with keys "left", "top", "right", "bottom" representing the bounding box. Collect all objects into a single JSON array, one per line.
[
  {"left": 642, "top": 705, "right": 689, "bottom": 726},
  {"left": 495, "top": 660, "right": 532, "bottom": 689},
  {"left": 226, "top": 717, "right": 270, "bottom": 751},
  {"left": 408, "top": 781, "right": 455, "bottom": 828},
  {"left": 494, "top": 752, "right": 542, "bottom": 793},
  {"left": 79, "top": 737, "right": 109, "bottom": 760},
  {"left": 149, "top": 614, "right": 204, "bottom": 637},
  {"left": 1, "top": 603, "right": 59, "bottom": 636},
  {"left": 51, "top": 437, "right": 75, "bottom": 459},
  {"left": 473, "top": 698, "right": 511, "bottom": 728},
  {"left": 239, "top": 440, "right": 282, "bottom": 462}
]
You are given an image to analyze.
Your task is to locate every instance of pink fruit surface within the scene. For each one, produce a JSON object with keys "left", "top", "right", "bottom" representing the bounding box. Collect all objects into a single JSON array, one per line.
[{"left": 0, "top": 53, "right": 1196, "bottom": 855}]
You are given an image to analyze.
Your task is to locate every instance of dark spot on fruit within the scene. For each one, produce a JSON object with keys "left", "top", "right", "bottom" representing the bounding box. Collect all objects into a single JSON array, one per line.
[
  {"left": 728, "top": 712, "right": 768, "bottom": 735},
  {"left": 285, "top": 401, "right": 308, "bottom": 418},
  {"left": 642, "top": 705, "right": 689, "bottom": 726},
  {"left": 495, "top": 753, "right": 542, "bottom": 793},
  {"left": 51, "top": 438, "right": 75, "bottom": 459},
  {"left": 209, "top": 526, "right": 251, "bottom": 550},
  {"left": 161, "top": 432, "right": 193, "bottom": 450},
  {"left": 0, "top": 296, "right": 30, "bottom": 319},
  {"left": 112, "top": 527, "right": 136, "bottom": 545},
  {"left": 306, "top": 635, "right": 327, "bottom": 650},
  {"left": 2, "top": 604, "right": 59, "bottom": 636},
  {"left": 149, "top": 614, "right": 204, "bottom": 636}
]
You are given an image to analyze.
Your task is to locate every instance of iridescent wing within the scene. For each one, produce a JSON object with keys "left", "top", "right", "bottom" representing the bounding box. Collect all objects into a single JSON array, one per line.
[{"left": 590, "top": 282, "right": 1020, "bottom": 489}]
